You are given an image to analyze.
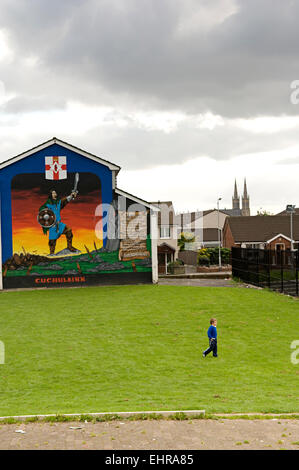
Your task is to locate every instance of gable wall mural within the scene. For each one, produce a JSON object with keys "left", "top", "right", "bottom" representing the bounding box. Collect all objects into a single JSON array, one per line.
[{"left": 0, "top": 143, "right": 153, "bottom": 288}]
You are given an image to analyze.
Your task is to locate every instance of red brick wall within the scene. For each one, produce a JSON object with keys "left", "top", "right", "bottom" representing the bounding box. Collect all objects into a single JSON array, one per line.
[
  {"left": 223, "top": 221, "right": 236, "bottom": 249},
  {"left": 268, "top": 236, "right": 291, "bottom": 250}
]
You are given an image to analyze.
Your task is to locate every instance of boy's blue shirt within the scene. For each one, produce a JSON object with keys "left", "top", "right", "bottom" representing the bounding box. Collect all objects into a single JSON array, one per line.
[{"left": 207, "top": 325, "right": 217, "bottom": 339}]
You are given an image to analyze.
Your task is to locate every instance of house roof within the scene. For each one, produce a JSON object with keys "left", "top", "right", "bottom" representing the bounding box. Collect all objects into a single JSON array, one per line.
[
  {"left": 0, "top": 137, "right": 160, "bottom": 212},
  {"left": 225, "top": 215, "right": 299, "bottom": 243},
  {"left": 151, "top": 201, "right": 174, "bottom": 209},
  {"left": 0, "top": 137, "right": 121, "bottom": 172},
  {"left": 177, "top": 209, "right": 228, "bottom": 217},
  {"left": 276, "top": 208, "right": 299, "bottom": 216},
  {"left": 116, "top": 189, "right": 160, "bottom": 211},
  {"left": 221, "top": 208, "right": 242, "bottom": 216},
  {"left": 202, "top": 209, "right": 228, "bottom": 217},
  {"left": 174, "top": 209, "right": 228, "bottom": 230},
  {"left": 150, "top": 201, "right": 176, "bottom": 224},
  {"left": 158, "top": 242, "right": 176, "bottom": 253}
]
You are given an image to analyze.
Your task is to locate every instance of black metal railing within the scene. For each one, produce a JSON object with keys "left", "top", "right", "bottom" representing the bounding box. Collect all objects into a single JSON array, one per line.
[{"left": 231, "top": 247, "right": 299, "bottom": 296}]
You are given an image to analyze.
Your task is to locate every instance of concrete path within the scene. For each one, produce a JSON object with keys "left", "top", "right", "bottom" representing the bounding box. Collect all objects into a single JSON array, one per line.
[
  {"left": 1, "top": 418, "right": 298, "bottom": 450},
  {"left": 158, "top": 278, "right": 241, "bottom": 287}
]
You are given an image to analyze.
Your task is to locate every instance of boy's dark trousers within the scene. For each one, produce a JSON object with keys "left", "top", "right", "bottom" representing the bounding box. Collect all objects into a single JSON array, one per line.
[{"left": 204, "top": 338, "right": 218, "bottom": 357}]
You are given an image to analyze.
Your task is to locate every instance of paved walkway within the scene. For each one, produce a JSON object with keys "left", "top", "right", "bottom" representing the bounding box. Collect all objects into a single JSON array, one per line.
[
  {"left": 158, "top": 278, "right": 242, "bottom": 287},
  {"left": 1, "top": 418, "right": 298, "bottom": 450}
]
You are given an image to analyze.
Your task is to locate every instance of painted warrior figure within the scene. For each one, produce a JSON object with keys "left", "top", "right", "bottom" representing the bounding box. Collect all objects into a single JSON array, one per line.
[{"left": 39, "top": 189, "right": 78, "bottom": 255}]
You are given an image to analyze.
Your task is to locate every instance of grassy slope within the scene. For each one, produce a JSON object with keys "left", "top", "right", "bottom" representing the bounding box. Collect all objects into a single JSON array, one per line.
[{"left": 0, "top": 285, "right": 298, "bottom": 415}]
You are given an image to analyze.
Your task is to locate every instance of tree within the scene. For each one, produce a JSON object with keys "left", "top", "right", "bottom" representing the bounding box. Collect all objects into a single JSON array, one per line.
[
  {"left": 256, "top": 208, "right": 273, "bottom": 216},
  {"left": 178, "top": 232, "right": 195, "bottom": 251}
]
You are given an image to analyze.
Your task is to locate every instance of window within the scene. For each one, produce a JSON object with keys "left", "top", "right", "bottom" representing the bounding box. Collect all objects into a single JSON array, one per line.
[{"left": 160, "top": 226, "right": 170, "bottom": 239}]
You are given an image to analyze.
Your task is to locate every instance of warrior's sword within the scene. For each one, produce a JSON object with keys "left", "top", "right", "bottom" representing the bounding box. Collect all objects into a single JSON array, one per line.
[{"left": 72, "top": 172, "right": 79, "bottom": 198}]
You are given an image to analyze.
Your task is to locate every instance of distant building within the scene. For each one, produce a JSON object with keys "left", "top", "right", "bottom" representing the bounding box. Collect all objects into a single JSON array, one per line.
[
  {"left": 175, "top": 179, "right": 251, "bottom": 248},
  {"left": 201, "top": 228, "right": 221, "bottom": 248},
  {"left": 176, "top": 209, "right": 228, "bottom": 233},
  {"left": 276, "top": 208, "right": 299, "bottom": 216},
  {"left": 175, "top": 210, "right": 227, "bottom": 249},
  {"left": 150, "top": 201, "right": 179, "bottom": 274},
  {"left": 223, "top": 215, "right": 299, "bottom": 251},
  {"left": 221, "top": 179, "right": 250, "bottom": 217}
]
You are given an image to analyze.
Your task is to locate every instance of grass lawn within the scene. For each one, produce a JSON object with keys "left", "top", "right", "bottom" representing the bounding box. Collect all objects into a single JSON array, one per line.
[{"left": 0, "top": 285, "right": 298, "bottom": 416}]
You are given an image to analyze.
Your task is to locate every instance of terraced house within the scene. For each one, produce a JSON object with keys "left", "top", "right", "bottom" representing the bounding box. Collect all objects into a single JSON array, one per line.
[{"left": 223, "top": 215, "right": 299, "bottom": 253}]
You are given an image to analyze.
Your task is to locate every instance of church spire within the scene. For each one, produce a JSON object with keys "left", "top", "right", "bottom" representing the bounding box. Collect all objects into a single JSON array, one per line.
[
  {"left": 234, "top": 179, "right": 238, "bottom": 199},
  {"left": 243, "top": 178, "right": 248, "bottom": 198},
  {"left": 232, "top": 179, "right": 240, "bottom": 210},
  {"left": 242, "top": 178, "right": 250, "bottom": 216}
]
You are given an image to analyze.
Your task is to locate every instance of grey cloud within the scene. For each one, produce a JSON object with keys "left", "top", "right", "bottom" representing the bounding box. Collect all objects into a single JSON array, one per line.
[
  {"left": 2, "top": 95, "right": 67, "bottom": 113},
  {"left": 1, "top": 0, "right": 299, "bottom": 182},
  {"left": 2, "top": 109, "right": 299, "bottom": 170},
  {"left": 1, "top": 0, "right": 299, "bottom": 117},
  {"left": 56, "top": 121, "right": 299, "bottom": 170}
]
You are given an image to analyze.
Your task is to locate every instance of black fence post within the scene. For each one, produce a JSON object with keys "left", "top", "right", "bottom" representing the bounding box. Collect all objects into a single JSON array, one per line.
[
  {"left": 296, "top": 251, "right": 298, "bottom": 297},
  {"left": 256, "top": 250, "right": 259, "bottom": 286},
  {"left": 281, "top": 251, "right": 284, "bottom": 293},
  {"left": 267, "top": 250, "right": 271, "bottom": 289},
  {"left": 231, "top": 247, "right": 296, "bottom": 296}
]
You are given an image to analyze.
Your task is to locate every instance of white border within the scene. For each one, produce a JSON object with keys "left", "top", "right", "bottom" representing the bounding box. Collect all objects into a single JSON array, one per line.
[{"left": 266, "top": 233, "right": 293, "bottom": 244}]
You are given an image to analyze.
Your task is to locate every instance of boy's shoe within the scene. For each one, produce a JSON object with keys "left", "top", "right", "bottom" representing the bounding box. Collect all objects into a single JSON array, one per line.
[
  {"left": 202, "top": 353, "right": 205, "bottom": 358},
  {"left": 213, "top": 355, "right": 218, "bottom": 358}
]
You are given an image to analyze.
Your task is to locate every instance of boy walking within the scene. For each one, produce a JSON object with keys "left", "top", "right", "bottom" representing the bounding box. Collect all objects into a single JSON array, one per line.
[{"left": 203, "top": 318, "right": 218, "bottom": 358}]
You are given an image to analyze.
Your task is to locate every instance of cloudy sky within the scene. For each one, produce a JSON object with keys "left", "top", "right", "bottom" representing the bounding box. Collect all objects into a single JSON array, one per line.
[{"left": 1, "top": 0, "right": 299, "bottom": 214}]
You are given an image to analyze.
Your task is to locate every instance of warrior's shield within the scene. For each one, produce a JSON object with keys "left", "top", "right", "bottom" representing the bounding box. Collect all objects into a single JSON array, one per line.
[{"left": 37, "top": 208, "right": 56, "bottom": 228}]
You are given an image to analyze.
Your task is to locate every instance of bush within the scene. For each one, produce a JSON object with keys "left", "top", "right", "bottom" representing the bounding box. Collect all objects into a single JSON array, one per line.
[
  {"left": 221, "top": 248, "right": 231, "bottom": 265},
  {"left": 197, "top": 248, "right": 231, "bottom": 265},
  {"left": 168, "top": 259, "right": 184, "bottom": 268},
  {"left": 197, "top": 255, "right": 210, "bottom": 266},
  {"left": 178, "top": 232, "right": 195, "bottom": 251},
  {"left": 198, "top": 248, "right": 210, "bottom": 257},
  {"left": 197, "top": 248, "right": 210, "bottom": 265}
]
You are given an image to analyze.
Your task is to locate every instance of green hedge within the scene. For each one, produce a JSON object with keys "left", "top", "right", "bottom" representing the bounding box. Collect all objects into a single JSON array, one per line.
[{"left": 197, "top": 248, "right": 231, "bottom": 265}]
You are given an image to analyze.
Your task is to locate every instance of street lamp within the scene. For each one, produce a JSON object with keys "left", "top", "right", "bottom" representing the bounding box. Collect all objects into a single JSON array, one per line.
[
  {"left": 286, "top": 204, "right": 296, "bottom": 251},
  {"left": 217, "top": 197, "right": 222, "bottom": 270}
]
